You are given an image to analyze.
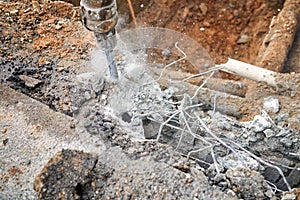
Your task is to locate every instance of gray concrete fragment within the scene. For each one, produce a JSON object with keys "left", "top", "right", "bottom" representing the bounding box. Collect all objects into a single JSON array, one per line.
[
  {"left": 264, "top": 96, "right": 280, "bottom": 113},
  {"left": 0, "top": 84, "right": 106, "bottom": 199}
]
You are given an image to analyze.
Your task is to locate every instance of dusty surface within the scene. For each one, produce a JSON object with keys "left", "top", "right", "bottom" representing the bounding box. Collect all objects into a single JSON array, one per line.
[
  {"left": 0, "top": 84, "right": 105, "bottom": 199},
  {"left": 1, "top": 0, "right": 300, "bottom": 199},
  {"left": 0, "top": 84, "right": 238, "bottom": 199}
]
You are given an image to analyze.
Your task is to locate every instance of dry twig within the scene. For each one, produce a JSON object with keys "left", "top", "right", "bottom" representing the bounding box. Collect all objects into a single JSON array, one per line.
[{"left": 126, "top": 0, "right": 137, "bottom": 27}]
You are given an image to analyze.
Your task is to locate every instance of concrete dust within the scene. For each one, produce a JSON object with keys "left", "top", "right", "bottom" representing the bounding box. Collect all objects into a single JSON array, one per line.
[{"left": 0, "top": 85, "right": 106, "bottom": 199}]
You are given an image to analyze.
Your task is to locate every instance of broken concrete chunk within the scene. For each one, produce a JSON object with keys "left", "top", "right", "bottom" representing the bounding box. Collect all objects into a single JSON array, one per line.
[
  {"left": 34, "top": 149, "right": 109, "bottom": 200},
  {"left": 19, "top": 75, "right": 42, "bottom": 88},
  {"left": 251, "top": 115, "right": 272, "bottom": 133},
  {"left": 226, "top": 167, "right": 274, "bottom": 199},
  {"left": 263, "top": 96, "right": 280, "bottom": 113}
]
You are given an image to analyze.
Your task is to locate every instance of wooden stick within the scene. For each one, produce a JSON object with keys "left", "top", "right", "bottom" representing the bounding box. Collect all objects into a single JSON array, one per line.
[
  {"left": 148, "top": 67, "right": 247, "bottom": 97},
  {"left": 151, "top": 74, "right": 244, "bottom": 118},
  {"left": 126, "top": 0, "right": 137, "bottom": 28}
]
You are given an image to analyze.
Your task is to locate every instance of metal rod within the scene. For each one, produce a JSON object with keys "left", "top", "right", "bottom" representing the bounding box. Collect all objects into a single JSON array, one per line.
[{"left": 80, "top": 0, "right": 119, "bottom": 80}]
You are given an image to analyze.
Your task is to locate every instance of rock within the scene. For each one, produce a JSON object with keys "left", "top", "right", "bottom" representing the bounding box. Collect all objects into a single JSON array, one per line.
[
  {"left": 217, "top": 151, "right": 260, "bottom": 171},
  {"left": 263, "top": 129, "right": 275, "bottom": 138},
  {"left": 263, "top": 96, "right": 280, "bottom": 113},
  {"left": 280, "top": 138, "right": 293, "bottom": 148},
  {"left": 121, "top": 111, "right": 132, "bottom": 123},
  {"left": 282, "top": 188, "right": 300, "bottom": 200},
  {"left": 237, "top": 34, "right": 249, "bottom": 44},
  {"left": 282, "top": 193, "right": 296, "bottom": 200},
  {"left": 285, "top": 164, "right": 300, "bottom": 189},
  {"left": 142, "top": 118, "right": 160, "bottom": 139},
  {"left": 19, "top": 75, "right": 42, "bottom": 88},
  {"left": 162, "top": 48, "right": 171, "bottom": 57},
  {"left": 199, "top": 3, "right": 208, "bottom": 15},
  {"left": 226, "top": 167, "right": 275, "bottom": 199},
  {"left": 55, "top": 24, "right": 63, "bottom": 30},
  {"left": 32, "top": 0, "right": 40, "bottom": 12},
  {"left": 34, "top": 149, "right": 111, "bottom": 200},
  {"left": 251, "top": 115, "right": 272, "bottom": 132}
]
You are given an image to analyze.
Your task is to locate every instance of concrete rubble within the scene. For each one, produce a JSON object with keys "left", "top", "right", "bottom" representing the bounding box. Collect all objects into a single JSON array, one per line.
[{"left": 0, "top": 84, "right": 238, "bottom": 199}]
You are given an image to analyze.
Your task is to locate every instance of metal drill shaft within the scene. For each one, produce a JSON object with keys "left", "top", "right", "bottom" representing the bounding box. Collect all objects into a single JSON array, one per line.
[
  {"left": 105, "top": 48, "right": 118, "bottom": 80},
  {"left": 94, "top": 32, "right": 118, "bottom": 80},
  {"left": 80, "top": 0, "right": 119, "bottom": 80}
]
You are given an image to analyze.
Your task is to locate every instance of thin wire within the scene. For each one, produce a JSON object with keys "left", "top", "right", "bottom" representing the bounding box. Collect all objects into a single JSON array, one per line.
[
  {"left": 191, "top": 71, "right": 215, "bottom": 100},
  {"left": 142, "top": 42, "right": 187, "bottom": 87}
]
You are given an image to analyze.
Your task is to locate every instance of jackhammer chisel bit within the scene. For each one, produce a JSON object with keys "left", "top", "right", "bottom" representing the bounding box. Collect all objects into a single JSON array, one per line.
[{"left": 80, "top": 0, "right": 119, "bottom": 80}]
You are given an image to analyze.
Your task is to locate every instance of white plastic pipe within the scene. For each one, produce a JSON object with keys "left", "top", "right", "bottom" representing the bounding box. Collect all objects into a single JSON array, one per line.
[{"left": 220, "top": 58, "right": 277, "bottom": 87}]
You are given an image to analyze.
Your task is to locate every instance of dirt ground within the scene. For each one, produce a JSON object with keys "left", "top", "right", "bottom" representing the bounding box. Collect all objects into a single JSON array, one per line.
[
  {"left": 132, "top": 0, "right": 300, "bottom": 126},
  {"left": 1, "top": 0, "right": 300, "bottom": 199},
  {"left": 135, "top": 0, "right": 284, "bottom": 65}
]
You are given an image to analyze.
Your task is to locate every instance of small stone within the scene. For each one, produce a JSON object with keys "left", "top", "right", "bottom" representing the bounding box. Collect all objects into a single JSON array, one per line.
[
  {"left": 280, "top": 138, "right": 293, "bottom": 148},
  {"left": 182, "top": 7, "right": 189, "bottom": 20},
  {"left": 84, "top": 91, "right": 92, "bottom": 100},
  {"left": 263, "top": 96, "right": 280, "bottom": 113},
  {"left": 213, "top": 173, "right": 226, "bottom": 183},
  {"left": 103, "top": 122, "right": 114, "bottom": 130},
  {"left": 172, "top": 162, "right": 190, "bottom": 173},
  {"left": 274, "top": 116, "right": 282, "bottom": 123},
  {"left": 3, "top": 138, "right": 9, "bottom": 146},
  {"left": 263, "top": 129, "right": 275, "bottom": 138},
  {"left": 248, "top": 135, "right": 257, "bottom": 142},
  {"left": 237, "top": 34, "right": 249, "bottom": 44},
  {"left": 57, "top": 67, "right": 64, "bottom": 72},
  {"left": 162, "top": 49, "right": 171, "bottom": 57},
  {"left": 255, "top": 132, "right": 264, "bottom": 141},
  {"left": 1, "top": 128, "right": 7, "bottom": 134},
  {"left": 55, "top": 24, "right": 62, "bottom": 30},
  {"left": 88, "top": 126, "right": 100, "bottom": 135},
  {"left": 121, "top": 112, "right": 132, "bottom": 123},
  {"left": 202, "top": 21, "right": 210, "bottom": 27},
  {"left": 19, "top": 75, "right": 42, "bottom": 88},
  {"left": 83, "top": 120, "right": 92, "bottom": 128},
  {"left": 199, "top": 3, "right": 208, "bottom": 15},
  {"left": 217, "top": 120, "right": 232, "bottom": 131},
  {"left": 251, "top": 115, "right": 271, "bottom": 133},
  {"left": 70, "top": 122, "right": 76, "bottom": 129},
  {"left": 127, "top": 147, "right": 136, "bottom": 154},
  {"left": 265, "top": 190, "right": 273, "bottom": 198},
  {"left": 281, "top": 193, "right": 296, "bottom": 200}
]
